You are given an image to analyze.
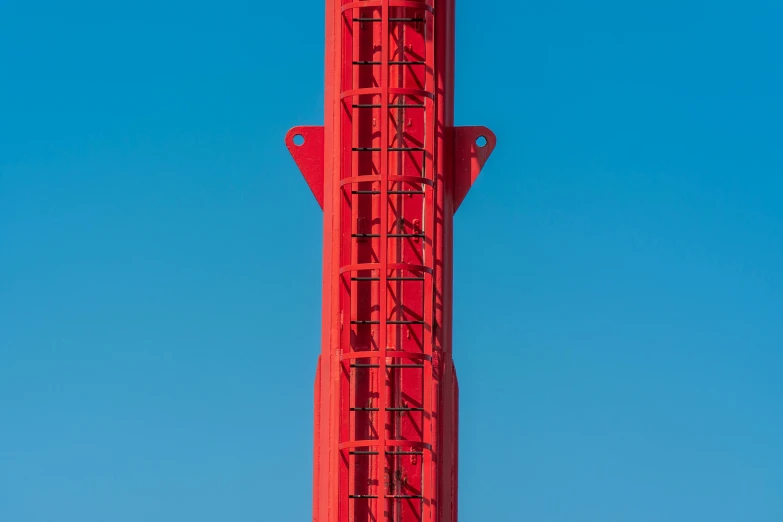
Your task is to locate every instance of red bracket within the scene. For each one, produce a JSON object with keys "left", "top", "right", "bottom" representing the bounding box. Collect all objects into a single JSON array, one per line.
[
  {"left": 453, "top": 126, "right": 496, "bottom": 212},
  {"left": 286, "top": 126, "right": 325, "bottom": 209}
]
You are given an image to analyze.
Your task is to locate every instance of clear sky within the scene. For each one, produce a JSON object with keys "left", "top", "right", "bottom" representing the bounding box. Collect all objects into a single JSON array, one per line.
[{"left": 1, "top": 1, "right": 781, "bottom": 521}]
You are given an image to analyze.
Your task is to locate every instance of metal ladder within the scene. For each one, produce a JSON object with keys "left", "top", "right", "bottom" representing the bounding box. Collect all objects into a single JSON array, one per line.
[{"left": 339, "top": 2, "right": 436, "bottom": 521}]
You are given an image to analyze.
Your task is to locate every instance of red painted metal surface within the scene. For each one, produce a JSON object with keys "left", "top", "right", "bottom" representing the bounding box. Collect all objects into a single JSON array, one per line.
[{"left": 287, "top": 2, "right": 494, "bottom": 521}]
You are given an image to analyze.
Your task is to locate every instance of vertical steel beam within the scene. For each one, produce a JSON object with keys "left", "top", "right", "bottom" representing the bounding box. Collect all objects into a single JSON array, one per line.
[{"left": 286, "top": 1, "right": 495, "bottom": 521}]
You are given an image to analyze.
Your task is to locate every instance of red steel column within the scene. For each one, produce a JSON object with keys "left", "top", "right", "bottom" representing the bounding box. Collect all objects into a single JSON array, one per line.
[{"left": 286, "top": 2, "right": 495, "bottom": 521}]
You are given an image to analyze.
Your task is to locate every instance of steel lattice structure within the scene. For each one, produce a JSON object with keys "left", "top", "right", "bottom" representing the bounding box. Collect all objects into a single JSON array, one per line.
[{"left": 287, "top": 2, "right": 495, "bottom": 521}]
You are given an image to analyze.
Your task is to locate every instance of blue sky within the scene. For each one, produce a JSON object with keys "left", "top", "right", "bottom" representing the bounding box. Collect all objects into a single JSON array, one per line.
[{"left": 1, "top": 1, "right": 781, "bottom": 521}]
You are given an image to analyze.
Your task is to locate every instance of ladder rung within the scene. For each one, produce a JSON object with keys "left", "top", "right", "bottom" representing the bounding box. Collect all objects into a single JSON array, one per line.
[
  {"left": 351, "top": 277, "right": 425, "bottom": 281},
  {"left": 350, "top": 407, "right": 380, "bottom": 411},
  {"left": 387, "top": 407, "right": 424, "bottom": 412},
  {"left": 351, "top": 233, "right": 424, "bottom": 238},
  {"left": 351, "top": 363, "right": 425, "bottom": 368},
  {"left": 349, "top": 451, "right": 424, "bottom": 455},
  {"left": 352, "top": 147, "right": 423, "bottom": 152},
  {"left": 351, "top": 320, "right": 423, "bottom": 325},
  {"left": 352, "top": 61, "right": 425, "bottom": 67},
  {"left": 351, "top": 190, "right": 425, "bottom": 195},
  {"left": 387, "top": 495, "right": 424, "bottom": 499},
  {"left": 354, "top": 18, "right": 425, "bottom": 22},
  {"left": 349, "top": 495, "right": 379, "bottom": 499},
  {"left": 350, "top": 61, "right": 422, "bottom": 66},
  {"left": 352, "top": 104, "right": 425, "bottom": 109}
]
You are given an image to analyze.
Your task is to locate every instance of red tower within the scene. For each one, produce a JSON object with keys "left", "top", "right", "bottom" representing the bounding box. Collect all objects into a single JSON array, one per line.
[{"left": 286, "top": 2, "right": 494, "bottom": 521}]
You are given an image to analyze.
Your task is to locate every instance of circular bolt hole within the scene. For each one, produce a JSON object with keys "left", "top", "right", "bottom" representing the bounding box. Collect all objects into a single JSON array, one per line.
[
  {"left": 293, "top": 134, "right": 305, "bottom": 146},
  {"left": 476, "top": 135, "right": 487, "bottom": 148}
]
